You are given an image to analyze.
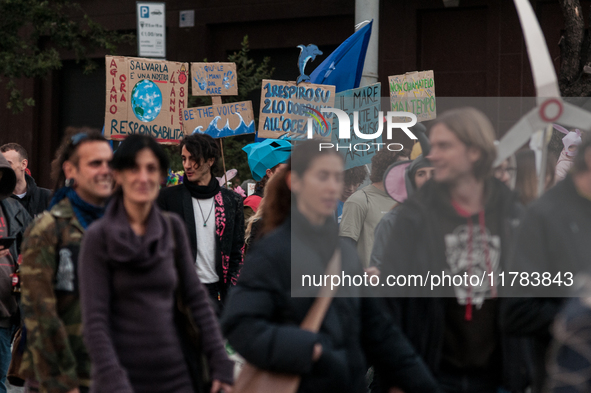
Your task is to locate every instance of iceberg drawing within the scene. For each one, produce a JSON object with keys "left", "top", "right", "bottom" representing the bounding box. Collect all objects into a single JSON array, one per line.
[{"left": 192, "top": 112, "right": 255, "bottom": 138}]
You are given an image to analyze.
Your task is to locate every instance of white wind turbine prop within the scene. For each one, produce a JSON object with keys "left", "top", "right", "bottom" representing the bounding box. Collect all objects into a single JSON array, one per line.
[{"left": 496, "top": 0, "right": 591, "bottom": 193}]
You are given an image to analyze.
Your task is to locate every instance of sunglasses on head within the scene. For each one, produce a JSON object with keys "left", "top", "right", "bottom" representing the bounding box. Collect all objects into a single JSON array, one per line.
[{"left": 71, "top": 132, "right": 89, "bottom": 146}]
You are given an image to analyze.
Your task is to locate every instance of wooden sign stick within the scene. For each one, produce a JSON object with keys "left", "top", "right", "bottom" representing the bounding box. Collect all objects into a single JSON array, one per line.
[
  {"left": 220, "top": 139, "right": 228, "bottom": 188},
  {"left": 211, "top": 95, "right": 228, "bottom": 186}
]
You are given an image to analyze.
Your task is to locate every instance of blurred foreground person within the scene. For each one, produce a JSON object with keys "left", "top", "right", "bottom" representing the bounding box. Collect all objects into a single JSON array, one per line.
[
  {"left": 380, "top": 108, "right": 530, "bottom": 393},
  {"left": 79, "top": 135, "right": 233, "bottom": 393},
  {"left": 19, "top": 130, "right": 112, "bottom": 393},
  {"left": 502, "top": 132, "right": 591, "bottom": 392},
  {"left": 222, "top": 141, "right": 440, "bottom": 393},
  {"left": 545, "top": 275, "right": 591, "bottom": 392}
]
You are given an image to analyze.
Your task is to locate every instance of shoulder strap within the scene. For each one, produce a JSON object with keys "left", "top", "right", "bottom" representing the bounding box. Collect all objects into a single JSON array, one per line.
[{"left": 299, "top": 248, "right": 341, "bottom": 333}]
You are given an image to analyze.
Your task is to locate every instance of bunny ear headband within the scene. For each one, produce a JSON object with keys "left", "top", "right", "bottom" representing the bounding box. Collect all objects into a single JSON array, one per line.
[{"left": 553, "top": 124, "right": 582, "bottom": 136}]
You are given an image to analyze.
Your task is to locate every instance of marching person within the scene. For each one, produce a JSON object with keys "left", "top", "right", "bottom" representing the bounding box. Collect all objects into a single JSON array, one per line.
[
  {"left": 1, "top": 143, "right": 51, "bottom": 218},
  {"left": 158, "top": 134, "right": 244, "bottom": 310},
  {"left": 502, "top": 132, "right": 591, "bottom": 392},
  {"left": 79, "top": 135, "right": 233, "bottom": 393},
  {"left": 0, "top": 153, "right": 31, "bottom": 393},
  {"left": 339, "top": 149, "right": 407, "bottom": 267},
  {"left": 380, "top": 108, "right": 530, "bottom": 393},
  {"left": 19, "top": 129, "right": 112, "bottom": 393},
  {"left": 242, "top": 138, "right": 291, "bottom": 222},
  {"left": 222, "top": 140, "right": 440, "bottom": 393}
]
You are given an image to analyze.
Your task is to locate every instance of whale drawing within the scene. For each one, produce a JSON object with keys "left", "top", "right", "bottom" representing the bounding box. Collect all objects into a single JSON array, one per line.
[{"left": 296, "top": 44, "right": 323, "bottom": 84}]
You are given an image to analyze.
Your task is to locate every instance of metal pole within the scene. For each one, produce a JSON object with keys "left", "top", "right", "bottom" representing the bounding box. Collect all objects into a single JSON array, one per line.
[
  {"left": 537, "top": 123, "right": 552, "bottom": 197},
  {"left": 355, "top": 0, "right": 379, "bottom": 87}
]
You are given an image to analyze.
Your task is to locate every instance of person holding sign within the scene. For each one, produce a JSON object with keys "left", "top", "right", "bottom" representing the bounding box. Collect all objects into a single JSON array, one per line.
[{"left": 157, "top": 134, "right": 245, "bottom": 312}]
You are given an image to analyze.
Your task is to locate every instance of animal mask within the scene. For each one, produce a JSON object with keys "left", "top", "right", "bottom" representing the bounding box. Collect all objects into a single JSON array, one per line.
[{"left": 553, "top": 124, "right": 582, "bottom": 157}]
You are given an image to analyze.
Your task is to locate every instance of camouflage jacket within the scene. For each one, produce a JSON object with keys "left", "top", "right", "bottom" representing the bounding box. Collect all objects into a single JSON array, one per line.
[{"left": 19, "top": 198, "right": 90, "bottom": 393}]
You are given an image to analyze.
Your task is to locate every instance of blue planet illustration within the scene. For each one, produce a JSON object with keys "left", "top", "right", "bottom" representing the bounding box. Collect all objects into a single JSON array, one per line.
[{"left": 131, "top": 80, "right": 162, "bottom": 122}]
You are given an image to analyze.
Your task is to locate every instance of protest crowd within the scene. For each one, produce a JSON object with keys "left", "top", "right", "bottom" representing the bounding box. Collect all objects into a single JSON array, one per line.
[
  {"left": 3, "top": 4, "right": 591, "bottom": 393},
  {"left": 0, "top": 103, "right": 590, "bottom": 393}
]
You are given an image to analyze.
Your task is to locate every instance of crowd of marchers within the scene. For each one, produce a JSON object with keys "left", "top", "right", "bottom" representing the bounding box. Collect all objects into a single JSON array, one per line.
[{"left": 0, "top": 106, "right": 590, "bottom": 393}]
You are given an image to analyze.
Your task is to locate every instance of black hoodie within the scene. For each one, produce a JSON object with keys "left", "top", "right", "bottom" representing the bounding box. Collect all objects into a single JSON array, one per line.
[
  {"left": 10, "top": 174, "right": 52, "bottom": 218},
  {"left": 381, "top": 177, "right": 531, "bottom": 391},
  {"left": 222, "top": 207, "right": 441, "bottom": 393}
]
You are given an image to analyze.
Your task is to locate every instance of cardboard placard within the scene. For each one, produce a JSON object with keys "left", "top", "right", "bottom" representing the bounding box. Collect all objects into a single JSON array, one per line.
[
  {"left": 388, "top": 70, "right": 436, "bottom": 122},
  {"left": 258, "top": 80, "right": 336, "bottom": 140},
  {"left": 331, "top": 83, "right": 381, "bottom": 170},
  {"left": 191, "top": 62, "right": 238, "bottom": 96},
  {"left": 183, "top": 101, "right": 255, "bottom": 138},
  {"left": 104, "top": 56, "right": 188, "bottom": 144}
]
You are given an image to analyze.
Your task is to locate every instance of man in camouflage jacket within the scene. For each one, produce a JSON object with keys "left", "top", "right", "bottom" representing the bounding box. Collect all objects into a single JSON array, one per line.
[{"left": 19, "top": 131, "right": 113, "bottom": 393}]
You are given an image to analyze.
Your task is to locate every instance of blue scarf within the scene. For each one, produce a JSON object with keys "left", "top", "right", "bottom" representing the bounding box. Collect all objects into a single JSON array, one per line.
[{"left": 49, "top": 187, "right": 106, "bottom": 229}]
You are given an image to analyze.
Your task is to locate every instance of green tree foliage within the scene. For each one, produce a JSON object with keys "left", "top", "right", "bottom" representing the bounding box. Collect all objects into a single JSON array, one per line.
[
  {"left": 1, "top": 0, "right": 133, "bottom": 112},
  {"left": 170, "top": 35, "right": 274, "bottom": 185}
]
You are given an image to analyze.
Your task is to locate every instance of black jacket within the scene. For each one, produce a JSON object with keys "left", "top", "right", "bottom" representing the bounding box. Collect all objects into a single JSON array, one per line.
[
  {"left": 10, "top": 174, "right": 51, "bottom": 218},
  {"left": 380, "top": 178, "right": 530, "bottom": 392},
  {"left": 501, "top": 174, "right": 591, "bottom": 392},
  {"left": 157, "top": 184, "right": 244, "bottom": 298},
  {"left": 221, "top": 209, "right": 440, "bottom": 393}
]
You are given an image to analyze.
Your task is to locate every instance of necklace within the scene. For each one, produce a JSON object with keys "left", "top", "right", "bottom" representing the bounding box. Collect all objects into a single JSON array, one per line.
[{"left": 196, "top": 199, "right": 215, "bottom": 227}]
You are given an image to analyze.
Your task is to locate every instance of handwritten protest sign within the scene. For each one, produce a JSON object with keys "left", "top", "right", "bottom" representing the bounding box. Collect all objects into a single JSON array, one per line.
[
  {"left": 191, "top": 62, "right": 238, "bottom": 96},
  {"left": 258, "top": 80, "right": 336, "bottom": 140},
  {"left": 388, "top": 70, "right": 435, "bottom": 122},
  {"left": 331, "top": 83, "right": 381, "bottom": 170},
  {"left": 182, "top": 101, "right": 255, "bottom": 138},
  {"left": 104, "top": 56, "right": 188, "bottom": 143}
]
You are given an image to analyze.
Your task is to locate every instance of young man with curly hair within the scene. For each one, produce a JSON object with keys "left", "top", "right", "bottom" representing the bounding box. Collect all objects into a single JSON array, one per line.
[{"left": 157, "top": 134, "right": 244, "bottom": 312}]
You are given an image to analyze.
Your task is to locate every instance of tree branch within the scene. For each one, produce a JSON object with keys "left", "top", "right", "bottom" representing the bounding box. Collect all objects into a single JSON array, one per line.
[{"left": 558, "top": 0, "right": 585, "bottom": 88}]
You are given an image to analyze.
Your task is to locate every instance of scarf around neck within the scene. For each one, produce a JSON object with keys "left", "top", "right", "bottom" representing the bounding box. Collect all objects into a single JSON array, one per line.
[
  {"left": 50, "top": 187, "right": 106, "bottom": 229},
  {"left": 183, "top": 174, "right": 220, "bottom": 199}
]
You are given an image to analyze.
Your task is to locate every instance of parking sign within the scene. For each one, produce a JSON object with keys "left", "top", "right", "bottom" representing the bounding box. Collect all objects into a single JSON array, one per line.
[{"left": 136, "top": 2, "right": 166, "bottom": 58}]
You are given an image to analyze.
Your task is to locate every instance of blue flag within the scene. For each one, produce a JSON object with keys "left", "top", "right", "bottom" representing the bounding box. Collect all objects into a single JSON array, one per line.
[{"left": 309, "top": 20, "right": 373, "bottom": 93}]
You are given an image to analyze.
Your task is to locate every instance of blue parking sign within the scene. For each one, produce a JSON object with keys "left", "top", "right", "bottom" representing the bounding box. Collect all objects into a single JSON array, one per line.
[{"left": 140, "top": 6, "right": 149, "bottom": 18}]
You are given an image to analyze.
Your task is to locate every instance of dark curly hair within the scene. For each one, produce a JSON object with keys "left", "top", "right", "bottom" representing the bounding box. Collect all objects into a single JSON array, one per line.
[
  {"left": 180, "top": 134, "right": 221, "bottom": 175},
  {"left": 344, "top": 166, "right": 367, "bottom": 187},
  {"left": 370, "top": 148, "right": 410, "bottom": 183}
]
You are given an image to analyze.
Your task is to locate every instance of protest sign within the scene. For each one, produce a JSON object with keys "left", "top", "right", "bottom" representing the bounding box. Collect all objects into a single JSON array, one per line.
[
  {"left": 388, "top": 70, "right": 435, "bottom": 122},
  {"left": 258, "top": 79, "right": 336, "bottom": 140},
  {"left": 191, "top": 62, "right": 238, "bottom": 96},
  {"left": 104, "top": 56, "right": 188, "bottom": 144},
  {"left": 182, "top": 101, "right": 255, "bottom": 138},
  {"left": 331, "top": 83, "right": 381, "bottom": 170}
]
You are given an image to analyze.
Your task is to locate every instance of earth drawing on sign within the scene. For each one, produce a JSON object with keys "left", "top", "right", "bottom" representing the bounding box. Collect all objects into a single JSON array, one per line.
[{"left": 131, "top": 80, "right": 163, "bottom": 122}]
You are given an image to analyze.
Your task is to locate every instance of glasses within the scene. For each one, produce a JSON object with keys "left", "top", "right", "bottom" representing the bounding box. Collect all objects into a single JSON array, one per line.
[{"left": 71, "top": 132, "right": 89, "bottom": 146}]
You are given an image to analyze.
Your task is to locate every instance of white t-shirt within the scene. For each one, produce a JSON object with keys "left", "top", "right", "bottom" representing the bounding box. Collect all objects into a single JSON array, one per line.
[
  {"left": 15, "top": 192, "right": 26, "bottom": 199},
  {"left": 192, "top": 197, "right": 218, "bottom": 284}
]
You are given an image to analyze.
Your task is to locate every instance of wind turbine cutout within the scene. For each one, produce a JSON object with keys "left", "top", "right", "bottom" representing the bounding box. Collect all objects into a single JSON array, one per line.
[{"left": 495, "top": 0, "right": 591, "bottom": 176}]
